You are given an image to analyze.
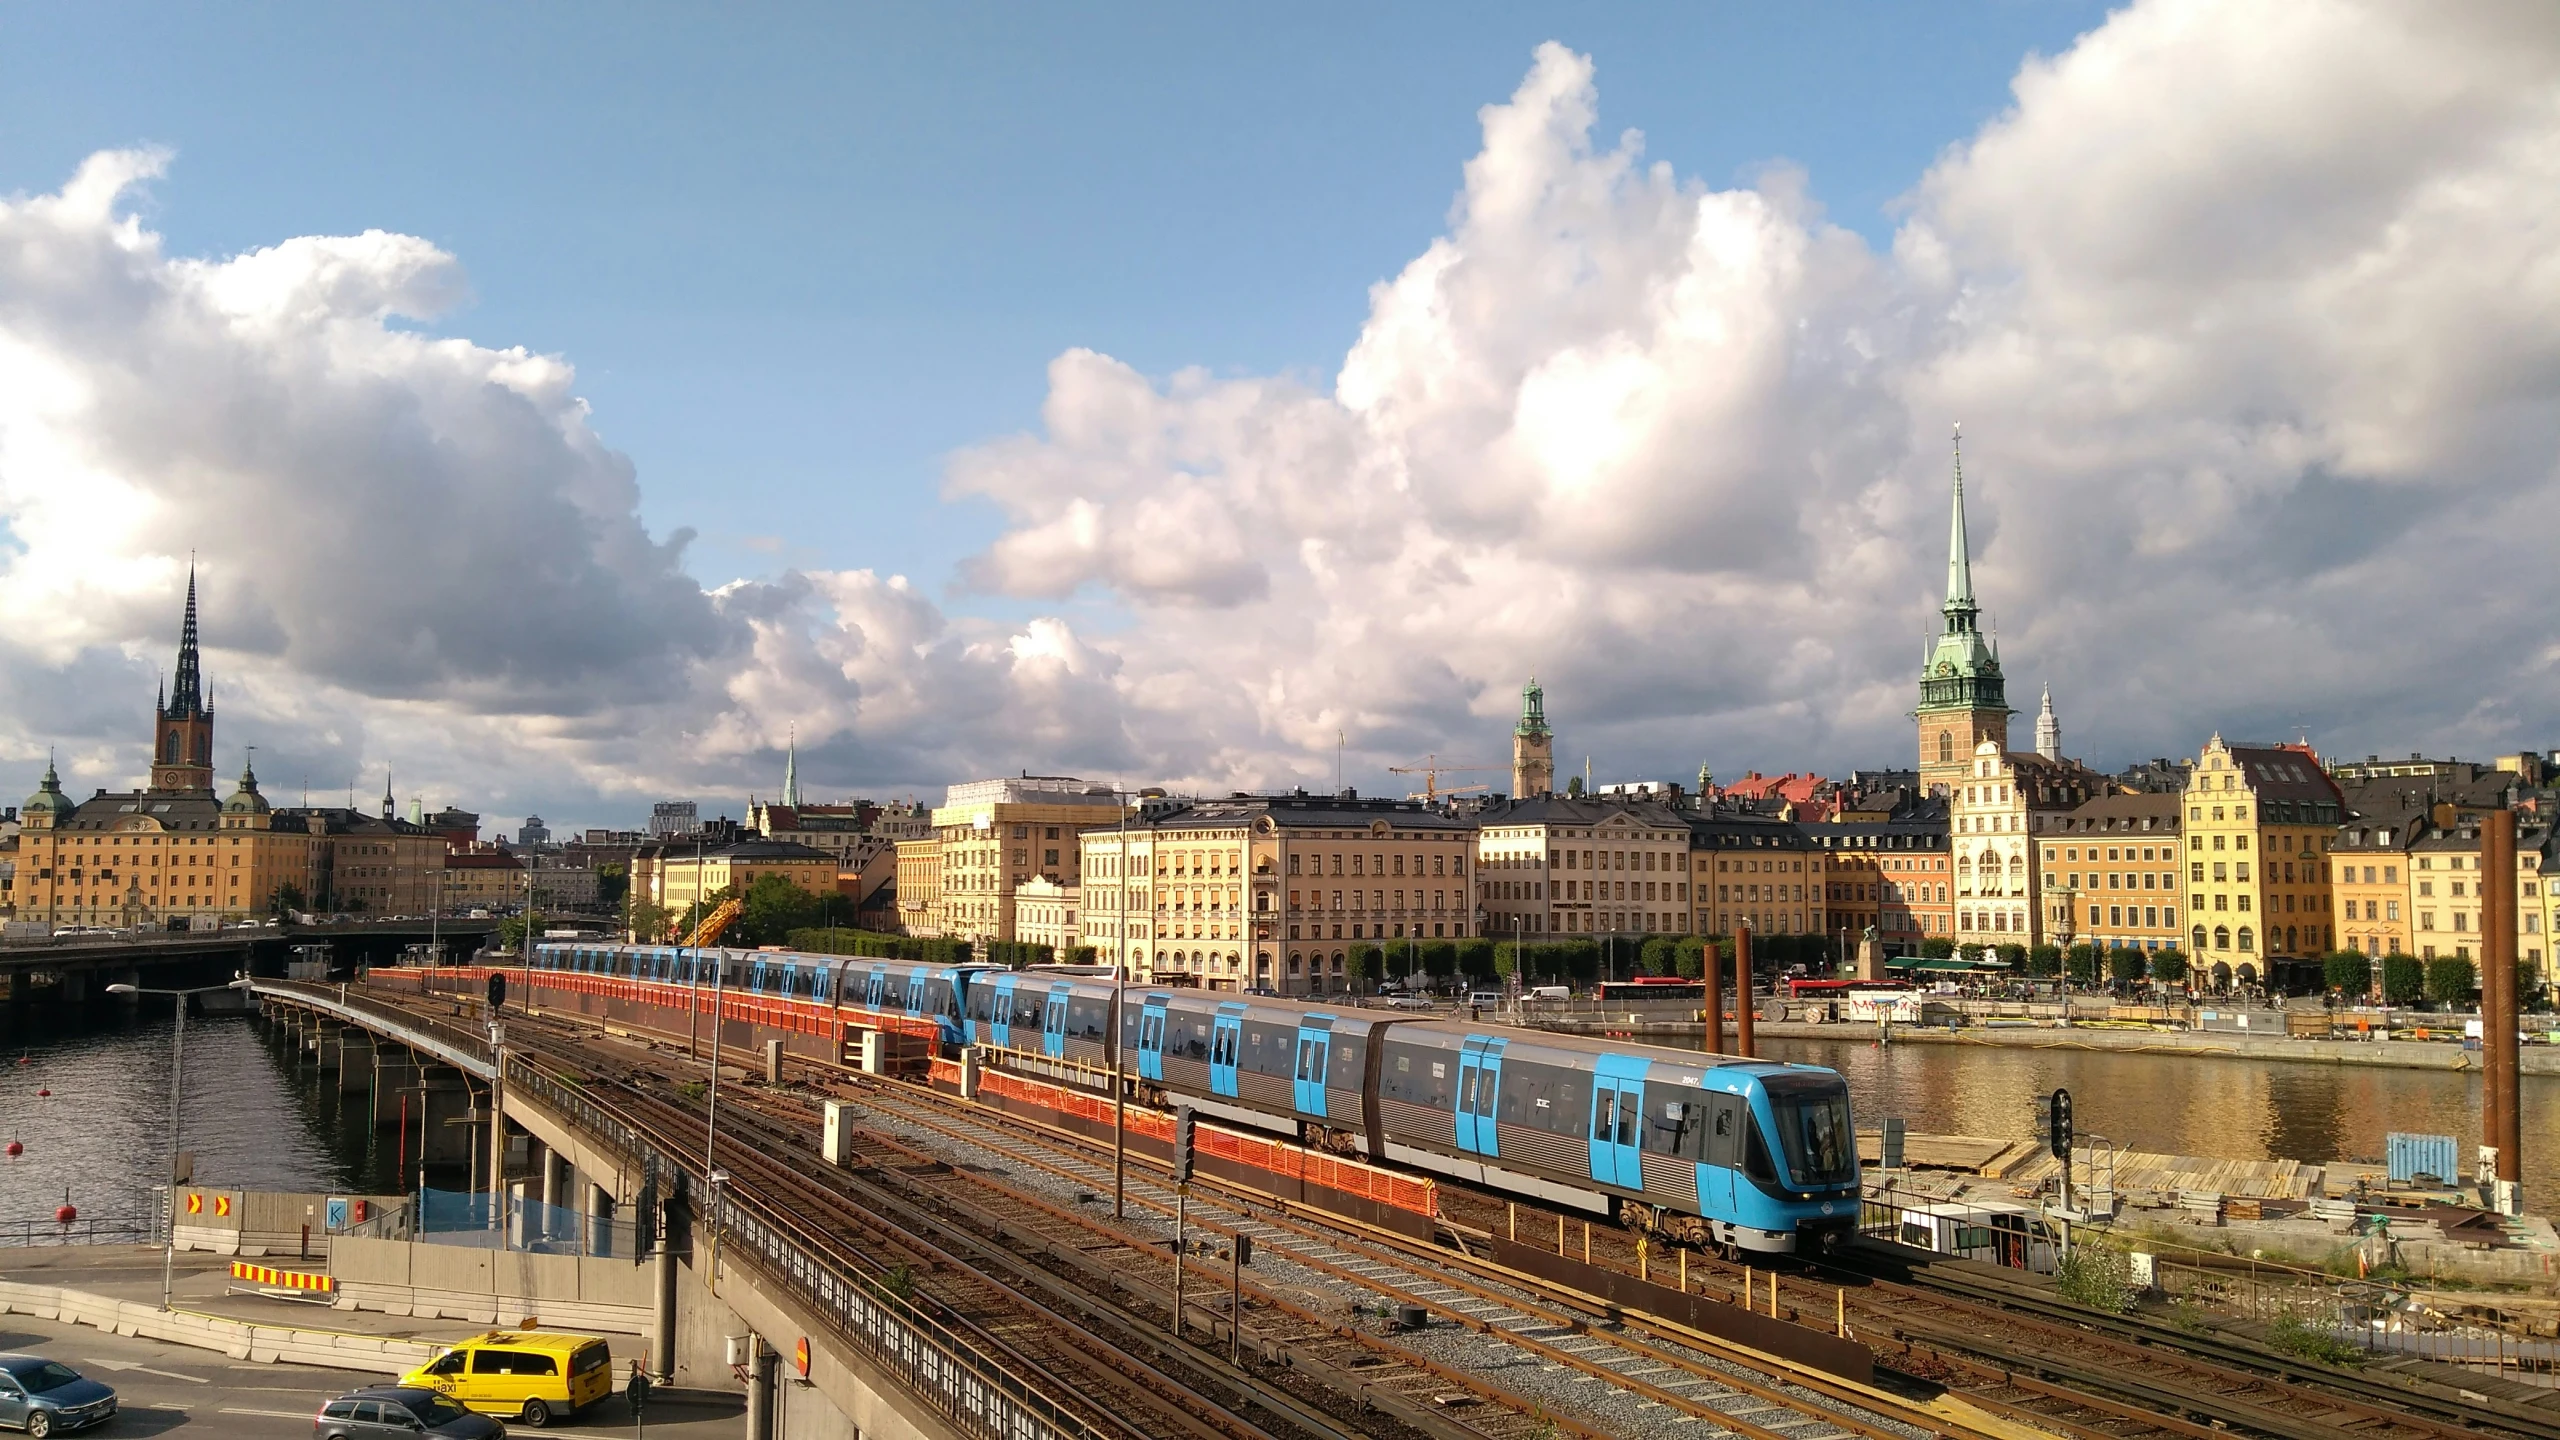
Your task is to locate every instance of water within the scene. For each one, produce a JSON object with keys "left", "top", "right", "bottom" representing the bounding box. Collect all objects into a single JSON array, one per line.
[
  {"left": 1747, "top": 1034, "right": 2560, "bottom": 1205},
  {"left": 0, "top": 1010, "right": 399, "bottom": 1227}
]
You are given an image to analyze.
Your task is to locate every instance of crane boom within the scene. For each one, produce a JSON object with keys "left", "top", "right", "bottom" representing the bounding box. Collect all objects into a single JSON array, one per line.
[{"left": 1384, "top": 754, "right": 1506, "bottom": 802}]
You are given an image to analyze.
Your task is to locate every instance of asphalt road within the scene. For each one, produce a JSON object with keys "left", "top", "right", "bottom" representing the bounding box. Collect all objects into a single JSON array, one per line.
[{"left": 0, "top": 1320, "right": 743, "bottom": 1440}]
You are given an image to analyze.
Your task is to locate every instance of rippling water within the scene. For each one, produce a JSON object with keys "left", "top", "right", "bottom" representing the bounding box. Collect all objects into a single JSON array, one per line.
[
  {"left": 1732, "top": 1034, "right": 2559, "bottom": 1205},
  {"left": 0, "top": 1008, "right": 396, "bottom": 1227}
]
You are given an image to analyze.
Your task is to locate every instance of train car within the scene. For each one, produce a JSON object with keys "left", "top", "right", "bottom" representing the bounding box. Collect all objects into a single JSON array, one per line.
[
  {"left": 961, "top": 971, "right": 1119, "bottom": 1070},
  {"left": 1122, "top": 989, "right": 1386, "bottom": 1154}
]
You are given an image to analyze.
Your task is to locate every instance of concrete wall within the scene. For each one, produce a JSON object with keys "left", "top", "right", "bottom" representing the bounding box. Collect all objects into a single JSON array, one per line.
[
  {"left": 172, "top": 1189, "right": 405, "bottom": 1259},
  {"left": 0, "top": 1280, "right": 433, "bottom": 1374},
  {"left": 332, "top": 1235, "right": 652, "bottom": 1336}
]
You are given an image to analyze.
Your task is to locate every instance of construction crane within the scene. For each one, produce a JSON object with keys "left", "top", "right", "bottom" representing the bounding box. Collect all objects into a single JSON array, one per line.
[
  {"left": 1386, "top": 754, "right": 1506, "bottom": 803},
  {"left": 683, "top": 895, "right": 745, "bottom": 949}
]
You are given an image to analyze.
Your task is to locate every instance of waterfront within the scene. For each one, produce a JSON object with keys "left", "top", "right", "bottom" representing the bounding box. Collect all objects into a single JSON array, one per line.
[
  {"left": 0, "top": 1009, "right": 400, "bottom": 1228},
  {"left": 1754, "top": 1034, "right": 2560, "bottom": 1206}
]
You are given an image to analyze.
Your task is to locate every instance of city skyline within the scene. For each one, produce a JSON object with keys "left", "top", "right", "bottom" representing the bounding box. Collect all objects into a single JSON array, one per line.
[{"left": 1, "top": 3, "right": 2554, "bottom": 834}]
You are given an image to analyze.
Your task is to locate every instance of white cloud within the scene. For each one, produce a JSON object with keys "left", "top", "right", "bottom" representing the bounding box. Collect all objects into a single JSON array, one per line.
[{"left": 9, "top": 1, "right": 2560, "bottom": 827}]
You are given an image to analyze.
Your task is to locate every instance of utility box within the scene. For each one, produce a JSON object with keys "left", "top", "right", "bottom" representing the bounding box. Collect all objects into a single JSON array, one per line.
[
  {"left": 724, "top": 1335, "right": 755, "bottom": 1367},
  {"left": 960, "top": 1048, "right": 980, "bottom": 1100},
  {"left": 763, "top": 1039, "right": 784, "bottom": 1085},
  {"left": 856, "top": 1030, "right": 883, "bottom": 1076},
  {"left": 821, "top": 1101, "right": 853, "bottom": 1167}
]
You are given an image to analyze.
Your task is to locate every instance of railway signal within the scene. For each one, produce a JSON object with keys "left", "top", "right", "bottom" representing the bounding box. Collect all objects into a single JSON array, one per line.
[
  {"left": 2046, "top": 1088, "right": 2073, "bottom": 1160},
  {"left": 1172, "top": 1105, "right": 1196, "bottom": 1186},
  {"left": 486, "top": 971, "right": 507, "bottom": 1013}
]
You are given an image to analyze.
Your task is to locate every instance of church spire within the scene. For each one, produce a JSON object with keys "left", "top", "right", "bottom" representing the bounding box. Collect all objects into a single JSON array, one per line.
[
  {"left": 167, "top": 566, "right": 206, "bottom": 719},
  {"left": 2036, "top": 683, "right": 2061, "bottom": 761},
  {"left": 1944, "top": 424, "right": 1978, "bottom": 626},
  {"left": 381, "top": 767, "right": 395, "bottom": 820},
  {"left": 781, "top": 726, "right": 801, "bottom": 807}
]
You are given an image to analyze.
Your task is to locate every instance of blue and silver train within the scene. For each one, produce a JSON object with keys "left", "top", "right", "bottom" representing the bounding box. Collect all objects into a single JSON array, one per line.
[{"left": 528, "top": 941, "right": 1860, "bottom": 1254}]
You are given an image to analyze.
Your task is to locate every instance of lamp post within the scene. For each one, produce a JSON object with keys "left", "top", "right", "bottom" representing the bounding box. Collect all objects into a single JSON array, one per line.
[{"left": 106, "top": 975, "right": 254, "bottom": 1310}]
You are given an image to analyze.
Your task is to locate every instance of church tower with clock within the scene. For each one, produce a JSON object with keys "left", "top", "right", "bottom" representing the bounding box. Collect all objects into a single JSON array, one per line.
[{"left": 1914, "top": 431, "right": 2011, "bottom": 796}]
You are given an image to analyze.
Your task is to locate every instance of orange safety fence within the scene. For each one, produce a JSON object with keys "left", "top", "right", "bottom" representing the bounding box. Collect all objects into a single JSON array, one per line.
[
  {"left": 231, "top": 1261, "right": 334, "bottom": 1294},
  {"left": 929, "top": 1056, "right": 963, "bottom": 1087},
  {"left": 976, "top": 1070, "right": 1435, "bottom": 1218}
]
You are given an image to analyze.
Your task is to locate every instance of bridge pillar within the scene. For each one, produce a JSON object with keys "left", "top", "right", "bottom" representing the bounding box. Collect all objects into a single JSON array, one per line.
[
  {"left": 586, "top": 1180, "right": 615, "bottom": 1260},
  {"left": 57, "top": 970, "right": 88, "bottom": 1004},
  {"left": 337, "top": 1033, "right": 375, "bottom": 1094},
  {"left": 421, "top": 1068, "right": 476, "bottom": 1169}
]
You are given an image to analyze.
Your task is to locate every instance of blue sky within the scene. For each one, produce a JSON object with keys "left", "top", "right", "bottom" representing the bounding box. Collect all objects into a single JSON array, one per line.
[{"left": 0, "top": 2, "right": 2111, "bottom": 605}]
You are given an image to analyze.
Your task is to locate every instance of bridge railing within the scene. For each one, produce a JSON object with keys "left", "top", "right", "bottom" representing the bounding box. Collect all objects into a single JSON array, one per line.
[{"left": 503, "top": 1058, "right": 1102, "bottom": 1440}]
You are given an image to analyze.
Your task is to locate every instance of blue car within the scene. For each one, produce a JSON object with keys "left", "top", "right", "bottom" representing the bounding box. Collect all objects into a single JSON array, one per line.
[{"left": 0, "top": 1356, "right": 116, "bottom": 1438}]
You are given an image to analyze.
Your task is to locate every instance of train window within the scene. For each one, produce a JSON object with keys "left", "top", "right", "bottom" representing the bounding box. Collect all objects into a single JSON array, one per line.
[
  {"left": 1742, "top": 1115, "right": 1779, "bottom": 1184},
  {"left": 1704, "top": 1098, "right": 1741, "bottom": 1169},
  {"left": 1591, "top": 1091, "right": 1616, "bottom": 1141},
  {"left": 1901, "top": 1221, "right": 1936, "bottom": 1249},
  {"left": 1458, "top": 1067, "right": 1478, "bottom": 1112},
  {"left": 1617, "top": 1101, "right": 1638, "bottom": 1149}
]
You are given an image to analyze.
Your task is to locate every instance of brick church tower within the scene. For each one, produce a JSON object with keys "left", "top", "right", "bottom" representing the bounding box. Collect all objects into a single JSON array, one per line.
[
  {"left": 150, "top": 569, "right": 215, "bottom": 795},
  {"left": 1915, "top": 430, "right": 2010, "bottom": 796}
]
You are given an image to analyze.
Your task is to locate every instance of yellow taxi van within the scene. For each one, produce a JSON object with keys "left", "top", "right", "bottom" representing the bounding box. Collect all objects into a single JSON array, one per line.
[{"left": 400, "top": 1332, "right": 614, "bottom": 1427}]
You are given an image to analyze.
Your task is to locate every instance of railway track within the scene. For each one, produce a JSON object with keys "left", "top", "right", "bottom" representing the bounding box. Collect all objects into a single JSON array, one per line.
[{"left": 357, "top": 985, "right": 2549, "bottom": 1440}]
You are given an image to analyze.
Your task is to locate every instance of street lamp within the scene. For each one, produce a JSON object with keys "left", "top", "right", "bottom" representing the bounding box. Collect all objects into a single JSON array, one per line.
[{"left": 106, "top": 975, "right": 256, "bottom": 1309}]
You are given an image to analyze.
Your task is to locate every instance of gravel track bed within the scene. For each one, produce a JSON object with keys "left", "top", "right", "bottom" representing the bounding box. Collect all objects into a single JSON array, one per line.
[{"left": 833, "top": 1089, "right": 1931, "bottom": 1440}]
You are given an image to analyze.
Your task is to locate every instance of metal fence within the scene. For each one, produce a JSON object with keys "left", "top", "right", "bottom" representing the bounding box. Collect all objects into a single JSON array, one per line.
[
  {"left": 505, "top": 1058, "right": 1104, "bottom": 1440},
  {"left": 0, "top": 1209, "right": 157, "bottom": 1247}
]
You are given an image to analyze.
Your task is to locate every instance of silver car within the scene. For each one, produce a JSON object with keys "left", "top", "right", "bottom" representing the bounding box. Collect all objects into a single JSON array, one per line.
[{"left": 0, "top": 1356, "right": 116, "bottom": 1438}]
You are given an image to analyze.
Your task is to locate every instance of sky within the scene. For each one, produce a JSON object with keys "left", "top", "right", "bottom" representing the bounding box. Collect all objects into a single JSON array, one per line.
[{"left": 1, "top": 0, "right": 2555, "bottom": 837}]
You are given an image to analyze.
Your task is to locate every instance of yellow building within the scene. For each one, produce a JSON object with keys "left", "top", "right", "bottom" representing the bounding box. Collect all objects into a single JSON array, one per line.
[
  {"left": 1474, "top": 795, "right": 1691, "bottom": 941},
  {"left": 1013, "top": 877, "right": 1080, "bottom": 958},
  {"left": 1802, "top": 815, "right": 1951, "bottom": 955},
  {"left": 2183, "top": 737, "right": 2344, "bottom": 976},
  {"left": 894, "top": 837, "right": 942, "bottom": 937},
  {"left": 2041, "top": 792, "right": 2183, "bottom": 954},
  {"left": 637, "top": 838, "right": 838, "bottom": 917},
  {"left": 1686, "top": 808, "right": 1827, "bottom": 939},
  {"left": 2330, "top": 810, "right": 2420, "bottom": 959},
  {"left": 1080, "top": 792, "right": 1475, "bottom": 994},
  {"left": 932, "top": 777, "right": 1125, "bottom": 946}
]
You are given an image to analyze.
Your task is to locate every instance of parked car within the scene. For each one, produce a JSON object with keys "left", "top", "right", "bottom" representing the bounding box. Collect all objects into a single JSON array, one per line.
[
  {"left": 316, "top": 1387, "right": 504, "bottom": 1440},
  {"left": 0, "top": 1355, "right": 116, "bottom": 1437}
]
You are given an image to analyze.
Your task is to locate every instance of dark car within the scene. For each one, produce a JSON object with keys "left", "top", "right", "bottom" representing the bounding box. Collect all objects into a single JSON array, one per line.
[
  {"left": 316, "top": 1387, "right": 505, "bottom": 1440},
  {"left": 0, "top": 1355, "right": 116, "bottom": 1438}
]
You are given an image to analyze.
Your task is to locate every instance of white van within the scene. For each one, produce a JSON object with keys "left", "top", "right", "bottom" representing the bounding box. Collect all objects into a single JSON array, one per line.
[{"left": 1527, "top": 985, "right": 1571, "bottom": 1002}]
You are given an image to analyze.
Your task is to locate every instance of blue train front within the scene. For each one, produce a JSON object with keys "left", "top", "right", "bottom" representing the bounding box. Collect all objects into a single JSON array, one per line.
[{"left": 528, "top": 942, "right": 1861, "bottom": 1255}]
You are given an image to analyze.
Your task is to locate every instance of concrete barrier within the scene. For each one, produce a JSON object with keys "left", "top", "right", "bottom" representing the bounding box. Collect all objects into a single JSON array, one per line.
[
  {"left": 329, "top": 1236, "right": 652, "bottom": 1337},
  {"left": 0, "top": 1281, "right": 436, "bottom": 1374}
]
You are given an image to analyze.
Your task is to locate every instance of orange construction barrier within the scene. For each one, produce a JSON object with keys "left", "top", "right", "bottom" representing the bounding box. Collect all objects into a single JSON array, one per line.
[{"left": 231, "top": 1261, "right": 334, "bottom": 1294}]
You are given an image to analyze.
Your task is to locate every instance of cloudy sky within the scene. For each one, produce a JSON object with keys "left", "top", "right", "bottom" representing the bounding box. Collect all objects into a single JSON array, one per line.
[{"left": 1, "top": 1, "right": 2554, "bottom": 835}]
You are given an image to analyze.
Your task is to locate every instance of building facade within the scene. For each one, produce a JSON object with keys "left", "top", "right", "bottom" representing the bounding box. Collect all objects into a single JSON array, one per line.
[
  {"left": 634, "top": 837, "right": 839, "bottom": 919},
  {"left": 932, "top": 777, "right": 1124, "bottom": 946},
  {"left": 2183, "top": 737, "right": 2344, "bottom": 969},
  {"left": 1688, "top": 807, "right": 1828, "bottom": 939},
  {"left": 1915, "top": 434, "right": 2011, "bottom": 797},
  {"left": 1472, "top": 796, "right": 1690, "bottom": 941},
  {"left": 1013, "top": 877, "right": 1081, "bottom": 958},
  {"left": 1802, "top": 816, "right": 1951, "bottom": 955},
  {"left": 1947, "top": 739, "right": 2105, "bottom": 947},
  {"left": 2041, "top": 792, "right": 2183, "bottom": 952},
  {"left": 894, "top": 838, "right": 943, "bottom": 937}
]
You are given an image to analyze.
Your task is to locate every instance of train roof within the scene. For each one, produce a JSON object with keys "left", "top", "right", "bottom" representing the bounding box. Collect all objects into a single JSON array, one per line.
[{"left": 1391, "top": 1018, "right": 1828, "bottom": 1082}]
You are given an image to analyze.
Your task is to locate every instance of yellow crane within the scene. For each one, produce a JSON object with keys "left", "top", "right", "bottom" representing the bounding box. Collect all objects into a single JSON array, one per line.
[
  {"left": 682, "top": 895, "right": 744, "bottom": 949},
  {"left": 1386, "top": 754, "right": 1506, "bottom": 803}
]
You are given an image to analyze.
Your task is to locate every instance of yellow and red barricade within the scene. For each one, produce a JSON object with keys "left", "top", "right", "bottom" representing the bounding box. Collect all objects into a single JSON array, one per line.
[{"left": 231, "top": 1261, "right": 334, "bottom": 1294}]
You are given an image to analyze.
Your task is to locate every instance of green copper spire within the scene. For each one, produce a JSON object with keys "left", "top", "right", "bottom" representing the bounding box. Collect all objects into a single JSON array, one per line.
[
  {"left": 1946, "top": 424, "right": 1976, "bottom": 614},
  {"left": 1516, "top": 676, "right": 1551, "bottom": 738},
  {"left": 1916, "top": 424, "right": 2006, "bottom": 718}
]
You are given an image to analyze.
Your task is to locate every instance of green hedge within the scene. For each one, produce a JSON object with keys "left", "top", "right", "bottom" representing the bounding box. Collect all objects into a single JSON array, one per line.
[
  {"left": 2323, "top": 950, "right": 2371, "bottom": 996},
  {"left": 783, "top": 927, "right": 975, "bottom": 966},
  {"left": 2380, "top": 953, "right": 2424, "bottom": 1007},
  {"left": 2423, "top": 955, "right": 2476, "bottom": 1006}
]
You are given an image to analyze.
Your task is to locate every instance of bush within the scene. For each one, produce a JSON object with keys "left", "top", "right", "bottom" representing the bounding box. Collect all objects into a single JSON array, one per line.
[
  {"left": 1638, "top": 936, "right": 1678, "bottom": 977},
  {"left": 979, "top": 940, "right": 1055, "bottom": 969},
  {"left": 2423, "top": 955, "right": 2477, "bottom": 1006},
  {"left": 2378, "top": 953, "right": 2424, "bottom": 1007},
  {"left": 2065, "top": 943, "right": 2098, "bottom": 984},
  {"left": 1995, "top": 942, "right": 2028, "bottom": 970},
  {"left": 2108, "top": 949, "right": 2148, "bottom": 985},
  {"left": 1346, "top": 943, "right": 1384, "bottom": 989},
  {"left": 1920, "top": 937, "right": 1955, "bottom": 959},
  {"left": 1673, "top": 936, "right": 1708, "bottom": 980},
  {"left": 2053, "top": 1244, "right": 2134, "bottom": 1313},
  {"left": 2025, "top": 944, "right": 2062, "bottom": 978},
  {"left": 2266, "top": 1313, "right": 2363, "bottom": 1367},
  {"left": 2150, "top": 948, "right": 2190, "bottom": 984},
  {"left": 1421, "top": 938, "right": 1464, "bottom": 979},
  {"left": 1458, "top": 937, "right": 1496, "bottom": 980},
  {"left": 2324, "top": 950, "right": 2372, "bottom": 997},
  {"left": 785, "top": 926, "right": 974, "bottom": 966}
]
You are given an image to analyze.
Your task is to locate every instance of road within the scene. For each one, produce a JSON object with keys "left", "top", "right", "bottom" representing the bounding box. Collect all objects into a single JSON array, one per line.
[{"left": 0, "top": 1318, "right": 743, "bottom": 1440}]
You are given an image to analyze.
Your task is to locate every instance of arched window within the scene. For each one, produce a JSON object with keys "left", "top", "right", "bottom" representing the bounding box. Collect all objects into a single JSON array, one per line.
[
  {"left": 162, "top": 733, "right": 179, "bottom": 762},
  {"left": 2213, "top": 925, "right": 2230, "bottom": 951},
  {"left": 2237, "top": 927, "right": 2254, "bottom": 952}
]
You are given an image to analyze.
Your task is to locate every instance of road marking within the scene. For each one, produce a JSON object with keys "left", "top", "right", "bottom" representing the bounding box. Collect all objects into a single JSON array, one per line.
[
  {"left": 83, "top": 1359, "right": 209, "bottom": 1383},
  {"left": 221, "top": 1407, "right": 324, "bottom": 1420}
]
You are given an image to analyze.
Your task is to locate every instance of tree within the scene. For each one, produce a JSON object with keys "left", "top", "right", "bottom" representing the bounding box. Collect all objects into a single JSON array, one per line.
[
  {"left": 1996, "top": 942, "right": 2028, "bottom": 970},
  {"left": 1673, "top": 936, "right": 1708, "bottom": 980},
  {"left": 732, "top": 873, "right": 829, "bottom": 947},
  {"left": 594, "top": 863, "right": 629, "bottom": 912},
  {"left": 2423, "top": 955, "right": 2477, "bottom": 1007},
  {"left": 1346, "top": 943, "right": 1383, "bottom": 991},
  {"left": 1920, "top": 937, "right": 1955, "bottom": 959},
  {"left": 2323, "top": 950, "right": 2371, "bottom": 998},
  {"left": 2149, "top": 948, "right": 2190, "bottom": 985},
  {"left": 267, "top": 881, "right": 307, "bottom": 918},
  {"left": 2025, "top": 944, "right": 2062, "bottom": 978},
  {"left": 2107, "top": 948, "right": 2147, "bottom": 986},
  {"left": 2380, "top": 953, "right": 2425, "bottom": 1007},
  {"left": 1458, "top": 937, "right": 1496, "bottom": 982},
  {"left": 2064, "top": 943, "right": 2098, "bottom": 985},
  {"left": 1565, "top": 776, "right": 1585, "bottom": 797},
  {"left": 1068, "top": 945, "right": 1099, "bottom": 965},
  {"left": 1638, "top": 936, "right": 1677, "bottom": 977},
  {"left": 626, "top": 896, "right": 673, "bottom": 943}
]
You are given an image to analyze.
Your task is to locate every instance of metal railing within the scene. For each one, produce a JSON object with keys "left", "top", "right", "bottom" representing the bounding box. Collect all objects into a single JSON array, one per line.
[
  {"left": 0, "top": 1209, "right": 158, "bottom": 1247},
  {"left": 504, "top": 1058, "right": 1102, "bottom": 1440}
]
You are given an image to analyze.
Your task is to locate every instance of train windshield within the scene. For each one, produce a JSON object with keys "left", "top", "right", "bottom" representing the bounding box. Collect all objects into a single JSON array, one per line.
[{"left": 1763, "top": 1075, "right": 1856, "bottom": 1187}]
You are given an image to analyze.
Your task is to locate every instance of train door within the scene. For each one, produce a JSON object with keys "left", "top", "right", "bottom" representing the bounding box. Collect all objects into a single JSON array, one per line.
[
  {"left": 1042, "top": 986, "right": 1070, "bottom": 1058},
  {"left": 1138, "top": 995, "right": 1170, "bottom": 1081},
  {"left": 1456, "top": 1036, "right": 1507, "bottom": 1157},
  {"left": 1210, "top": 1004, "right": 1245, "bottom": 1097},
  {"left": 1697, "top": 1092, "right": 1742, "bottom": 1215},
  {"left": 986, "top": 975, "right": 1018, "bottom": 1048},
  {"left": 904, "top": 971, "right": 929, "bottom": 1019},
  {"left": 1292, "top": 1015, "right": 1335, "bottom": 1117},
  {"left": 864, "top": 966, "right": 887, "bottom": 1010},
  {"left": 1588, "top": 1053, "right": 1649, "bottom": 1190}
]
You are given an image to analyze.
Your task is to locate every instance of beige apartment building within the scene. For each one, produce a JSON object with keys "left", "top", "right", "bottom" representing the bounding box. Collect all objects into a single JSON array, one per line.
[
  {"left": 632, "top": 837, "right": 838, "bottom": 922},
  {"left": 1013, "top": 876, "right": 1081, "bottom": 957},
  {"left": 1947, "top": 739, "right": 2104, "bottom": 948},
  {"left": 1687, "top": 808, "right": 1827, "bottom": 939},
  {"left": 1079, "top": 792, "right": 1475, "bottom": 994},
  {"left": 2040, "top": 792, "right": 2183, "bottom": 953},
  {"left": 933, "top": 776, "right": 1124, "bottom": 946},
  {"left": 1802, "top": 816, "right": 1951, "bottom": 954},
  {"left": 894, "top": 837, "right": 943, "bottom": 937},
  {"left": 1472, "top": 795, "right": 1691, "bottom": 940},
  {"left": 2183, "top": 737, "right": 2344, "bottom": 970},
  {"left": 2333, "top": 808, "right": 2427, "bottom": 959}
]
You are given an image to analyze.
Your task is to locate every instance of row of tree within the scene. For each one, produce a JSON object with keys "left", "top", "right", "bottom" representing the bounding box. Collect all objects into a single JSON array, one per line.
[{"left": 2317, "top": 950, "right": 2540, "bottom": 1008}]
